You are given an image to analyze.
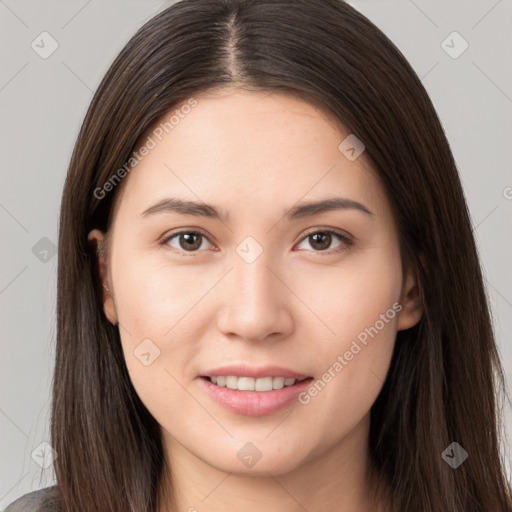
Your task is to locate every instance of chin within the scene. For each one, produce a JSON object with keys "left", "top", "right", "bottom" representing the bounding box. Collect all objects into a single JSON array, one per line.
[{"left": 199, "top": 441, "right": 309, "bottom": 476}]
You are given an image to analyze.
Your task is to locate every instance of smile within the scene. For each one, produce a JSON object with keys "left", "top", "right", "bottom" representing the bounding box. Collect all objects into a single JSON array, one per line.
[
  {"left": 208, "top": 375, "right": 308, "bottom": 391},
  {"left": 198, "top": 375, "right": 314, "bottom": 416}
]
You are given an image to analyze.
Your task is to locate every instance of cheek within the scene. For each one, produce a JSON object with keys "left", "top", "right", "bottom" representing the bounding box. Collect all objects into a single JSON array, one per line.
[
  {"left": 295, "top": 306, "right": 398, "bottom": 446},
  {"left": 289, "top": 244, "right": 402, "bottom": 349},
  {"left": 110, "top": 255, "right": 205, "bottom": 397},
  {"left": 113, "top": 253, "right": 206, "bottom": 337},
  {"left": 292, "top": 250, "right": 401, "bottom": 428}
]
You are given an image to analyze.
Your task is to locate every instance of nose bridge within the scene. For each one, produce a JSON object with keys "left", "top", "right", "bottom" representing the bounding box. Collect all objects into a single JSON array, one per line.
[
  {"left": 218, "top": 235, "right": 290, "bottom": 340},
  {"left": 233, "top": 235, "right": 279, "bottom": 309}
]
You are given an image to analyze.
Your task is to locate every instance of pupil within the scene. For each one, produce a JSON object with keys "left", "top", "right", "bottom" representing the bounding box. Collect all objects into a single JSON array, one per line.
[
  {"left": 181, "top": 233, "right": 201, "bottom": 251},
  {"left": 311, "top": 232, "right": 331, "bottom": 250}
]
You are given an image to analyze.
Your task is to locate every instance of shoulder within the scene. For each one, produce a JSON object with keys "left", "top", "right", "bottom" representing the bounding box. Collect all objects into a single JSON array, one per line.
[{"left": 3, "top": 485, "right": 60, "bottom": 512}]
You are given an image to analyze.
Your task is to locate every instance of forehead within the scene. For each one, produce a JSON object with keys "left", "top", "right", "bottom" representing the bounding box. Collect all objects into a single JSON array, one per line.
[{"left": 111, "top": 89, "right": 389, "bottom": 224}]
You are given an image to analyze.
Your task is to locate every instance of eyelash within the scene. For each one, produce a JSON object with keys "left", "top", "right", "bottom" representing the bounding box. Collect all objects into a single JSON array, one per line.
[{"left": 160, "top": 228, "right": 353, "bottom": 256}]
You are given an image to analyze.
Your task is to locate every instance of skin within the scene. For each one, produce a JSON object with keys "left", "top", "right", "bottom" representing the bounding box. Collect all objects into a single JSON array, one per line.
[{"left": 88, "top": 88, "right": 423, "bottom": 512}]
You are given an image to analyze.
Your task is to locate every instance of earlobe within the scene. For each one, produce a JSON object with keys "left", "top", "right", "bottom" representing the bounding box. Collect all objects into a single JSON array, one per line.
[
  {"left": 397, "top": 265, "right": 423, "bottom": 331},
  {"left": 87, "top": 229, "right": 118, "bottom": 326}
]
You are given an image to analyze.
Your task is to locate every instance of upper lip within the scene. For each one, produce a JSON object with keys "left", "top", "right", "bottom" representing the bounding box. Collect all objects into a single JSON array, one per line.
[{"left": 201, "top": 365, "right": 311, "bottom": 380}]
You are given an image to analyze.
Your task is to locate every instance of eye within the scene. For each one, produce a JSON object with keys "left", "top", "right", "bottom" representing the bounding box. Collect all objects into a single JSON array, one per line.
[
  {"left": 295, "top": 229, "right": 353, "bottom": 254},
  {"left": 162, "top": 230, "right": 214, "bottom": 254},
  {"left": 161, "top": 228, "right": 353, "bottom": 256}
]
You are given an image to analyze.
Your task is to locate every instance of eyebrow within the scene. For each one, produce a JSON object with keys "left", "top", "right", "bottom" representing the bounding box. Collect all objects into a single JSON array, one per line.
[{"left": 140, "top": 196, "right": 374, "bottom": 221}]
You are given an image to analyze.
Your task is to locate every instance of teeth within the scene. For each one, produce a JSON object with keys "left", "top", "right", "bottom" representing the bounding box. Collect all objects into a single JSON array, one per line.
[
  {"left": 273, "top": 377, "right": 285, "bottom": 389},
  {"left": 226, "top": 376, "right": 238, "bottom": 389},
  {"left": 255, "top": 377, "right": 273, "bottom": 391},
  {"left": 208, "top": 375, "right": 300, "bottom": 391}
]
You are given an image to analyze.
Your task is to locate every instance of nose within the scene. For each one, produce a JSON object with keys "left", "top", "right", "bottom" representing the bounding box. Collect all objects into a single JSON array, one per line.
[{"left": 216, "top": 246, "right": 294, "bottom": 343}]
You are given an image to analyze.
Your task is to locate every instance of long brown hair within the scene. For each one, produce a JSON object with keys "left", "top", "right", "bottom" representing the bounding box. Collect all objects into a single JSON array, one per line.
[{"left": 53, "top": 0, "right": 512, "bottom": 510}]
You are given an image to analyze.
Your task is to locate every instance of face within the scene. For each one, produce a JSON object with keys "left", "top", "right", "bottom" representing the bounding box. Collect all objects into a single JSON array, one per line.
[{"left": 89, "top": 88, "right": 422, "bottom": 477}]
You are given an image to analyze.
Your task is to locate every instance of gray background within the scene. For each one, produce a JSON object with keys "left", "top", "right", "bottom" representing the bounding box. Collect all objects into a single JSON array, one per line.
[{"left": 1, "top": 0, "right": 511, "bottom": 507}]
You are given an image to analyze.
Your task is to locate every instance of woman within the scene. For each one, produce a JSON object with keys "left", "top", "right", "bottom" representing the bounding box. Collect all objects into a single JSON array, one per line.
[{"left": 5, "top": 0, "right": 511, "bottom": 511}]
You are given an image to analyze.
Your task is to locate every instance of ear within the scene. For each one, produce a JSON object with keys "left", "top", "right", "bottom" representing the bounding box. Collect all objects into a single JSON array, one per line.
[
  {"left": 88, "top": 229, "right": 118, "bottom": 326},
  {"left": 397, "top": 263, "right": 423, "bottom": 331}
]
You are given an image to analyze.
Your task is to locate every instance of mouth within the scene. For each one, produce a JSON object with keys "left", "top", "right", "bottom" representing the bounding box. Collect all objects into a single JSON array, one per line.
[
  {"left": 198, "top": 375, "right": 315, "bottom": 415},
  {"left": 201, "top": 375, "right": 313, "bottom": 392}
]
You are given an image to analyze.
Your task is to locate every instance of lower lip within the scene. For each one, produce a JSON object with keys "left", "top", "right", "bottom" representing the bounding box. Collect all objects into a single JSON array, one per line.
[{"left": 197, "top": 377, "right": 314, "bottom": 416}]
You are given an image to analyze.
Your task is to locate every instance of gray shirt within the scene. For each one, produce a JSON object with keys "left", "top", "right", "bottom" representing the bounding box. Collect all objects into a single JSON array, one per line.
[{"left": 3, "top": 486, "right": 60, "bottom": 512}]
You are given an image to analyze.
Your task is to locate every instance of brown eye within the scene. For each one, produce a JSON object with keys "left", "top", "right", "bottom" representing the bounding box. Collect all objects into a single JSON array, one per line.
[
  {"left": 308, "top": 232, "right": 332, "bottom": 251},
  {"left": 296, "top": 230, "right": 353, "bottom": 254},
  {"left": 163, "top": 231, "right": 212, "bottom": 253}
]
